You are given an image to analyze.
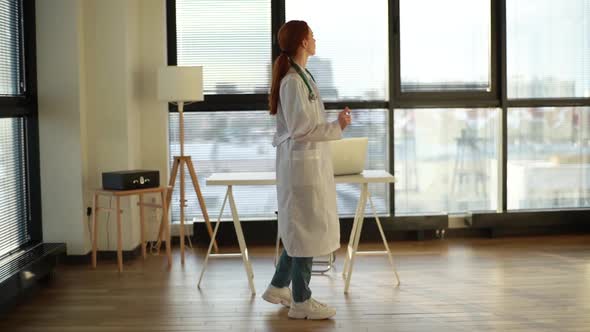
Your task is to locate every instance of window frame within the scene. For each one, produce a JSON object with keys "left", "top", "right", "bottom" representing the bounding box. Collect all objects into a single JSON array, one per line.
[
  {"left": 391, "top": 0, "right": 500, "bottom": 108},
  {"left": 166, "top": 0, "right": 391, "bottom": 112},
  {"left": 499, "top": 0, "right": 590, "bottom": 212},
  {"left": 168, "top": 0, "right": 590, "bottom": 222},
  {"left": 167, "top": 0, "right": 394, "bottom": 215},
  {"left": 0, "top": 0, "right": 42, "bottom": 258}
]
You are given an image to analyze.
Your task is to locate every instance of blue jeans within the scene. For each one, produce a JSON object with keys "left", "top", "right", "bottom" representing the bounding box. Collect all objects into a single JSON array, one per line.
[{"left": 270, "top": 249, "right": 313, "bottom": 303}]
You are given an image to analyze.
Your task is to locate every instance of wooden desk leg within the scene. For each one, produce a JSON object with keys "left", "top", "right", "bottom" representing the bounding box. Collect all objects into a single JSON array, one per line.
[
  {"left": 161, "top": 189, "right": 172, "bottom": 268},
  {"left": 116, "top": 196, "right": 123, "bottom": 272},
  {"left": 228, "top": 186, "right": 256, "bottom": 295},
  {"left": 156, "top": 200, "right": 167, "bottom": 256},
  {"left": 344, "top": 183, "right": 368, "bottom": 293},
  {"left": 186, "top": 158, "right": 218, "bottom": 253},
  {"left": 139, "top": 193, "right": 146, "bottom": 259},
  {"left": 368, "top": 192, "right": 400, "bottom": 286},
  {"left": 343, "top": 187, "right": 365, "bottom": 278},
  {"left": 154, "top": 158, "right": 180, "bottom": 254},
  {"left": 92, "top": 193, "right": 98, "bottom": 268},
  {"left": 198, "top": 187, "right": 229, "bottom": 288}
]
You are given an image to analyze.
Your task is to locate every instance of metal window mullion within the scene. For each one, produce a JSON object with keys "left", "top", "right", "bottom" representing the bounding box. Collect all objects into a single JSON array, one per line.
[
  {"left": 390, "top": 0, "right": 398, "bottom": 217},
  {"left": 506, "top": 98, "right": 590, "bottom": 108},
  {"left": 392, "top": 0, "right": 401, "bottom": 105},
  {"left": 166, "top": 0, "right": 177, "bottom": 66},
  {"left": 498, "top": 0, "right": 507, "bottom": 213},
  {"left": 22, "top": 116, "right": 33, "bottom": 242},
  {"left": 392, "top": 98, "right": 500, "bottom": 109},
  {"left": 17, "top": 116, "right": 29, "bottom": 242},
  {"left": 23, "top": 0, "right": 42, "bottom": 244},
  {"left": 323, "top": 101, "right": 388, "bottom": 110},
  {"left": 490, "top": 0, "right": 499, "bottom": 103},
  {"left": 271, "top": 0, "right": 285, "bottom": 63}
]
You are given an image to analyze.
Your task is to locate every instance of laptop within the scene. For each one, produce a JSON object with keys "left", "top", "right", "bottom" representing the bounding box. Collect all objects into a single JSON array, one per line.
[{"left": 330, "top": 137, "right": 368, "bottom": 176}]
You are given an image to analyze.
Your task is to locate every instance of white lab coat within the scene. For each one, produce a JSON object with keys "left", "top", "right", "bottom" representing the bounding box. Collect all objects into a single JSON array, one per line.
[{"left": 272, "top": 68, "right": 342, "bottom": 257}]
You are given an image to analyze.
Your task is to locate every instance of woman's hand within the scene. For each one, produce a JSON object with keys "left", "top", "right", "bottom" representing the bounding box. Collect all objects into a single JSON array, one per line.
[{"left": 338, "top": 107, "right": 352, "bottom": 130}]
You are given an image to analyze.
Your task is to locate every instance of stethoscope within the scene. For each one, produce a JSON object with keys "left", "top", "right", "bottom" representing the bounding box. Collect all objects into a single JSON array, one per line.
[{"left": 288, "top": 57, "right": 318, "bottom": 102}]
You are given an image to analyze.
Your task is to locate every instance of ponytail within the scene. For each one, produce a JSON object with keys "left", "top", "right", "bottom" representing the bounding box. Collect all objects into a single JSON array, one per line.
[
  {"left": 268, "top": 20, "right": 310, "bottom": 115},
  {"left": 269, "top": 53, "right": 291, "bottom": 115}
]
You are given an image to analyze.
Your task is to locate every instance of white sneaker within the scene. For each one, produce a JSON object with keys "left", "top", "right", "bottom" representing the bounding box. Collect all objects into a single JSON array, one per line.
[
  {"left": 261, "top": 285, "right": 292, "bottom": 308},
  {"left": 288, "top": 298, "right": 336, "bottom": 320}
]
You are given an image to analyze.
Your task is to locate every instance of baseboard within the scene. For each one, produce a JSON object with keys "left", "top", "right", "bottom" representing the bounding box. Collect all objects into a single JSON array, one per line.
[
  {"left": 488, "top": 224, "right": 590, "bottom": 238},
  {"left": 191, "top": 218, "right": 442, "bottom": 247},
  {"left": 0, "top": 243, "right": 66, "bottom": 316},
  {"left": 191, "top": 213, "right": 590, "bottom": 246},
  {"left": 62, "top": 244, "right": 144, "bottom": 265}
]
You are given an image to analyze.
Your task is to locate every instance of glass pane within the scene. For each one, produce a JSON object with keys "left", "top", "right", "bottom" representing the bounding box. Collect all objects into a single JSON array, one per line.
[
  {"left": 395, "top": 108, "right": 499, "bottom": 215},
  {"left": 170, "top": 109, "right": 389, "bottom": 222},
  {"left": 400, "top": 0, "right": 491, "bottom": 92},
  {"left": 507, "top": 107, "right": 590, "bottom": 209},
  {"left": 0, "top": 118, "right": 28, "bottom": 258},
  {"left": 169, "top": 111, "right": 276, "bottom": 222},
  {"left": 286, "top": 0, "right": 389, "bottom": 101},
  {"left": 0, "top": 0, "right": 22, "bottom": 96},
  {"left": 176, "top": 0, "right": 271, "bottom": 95},
  {"left": 326, "top": 109, "right": 390, "bottom": 216},
  {"left": 507, "top": 0, "right": 590, "bottom": 99}
]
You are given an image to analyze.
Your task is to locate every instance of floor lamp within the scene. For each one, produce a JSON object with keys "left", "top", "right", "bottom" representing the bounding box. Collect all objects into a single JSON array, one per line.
[{"left": 157, "top": 66, "right": 218, "bottom": 264}]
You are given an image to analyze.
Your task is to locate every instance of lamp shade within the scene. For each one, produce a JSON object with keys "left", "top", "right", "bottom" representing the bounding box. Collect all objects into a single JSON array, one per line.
[{"left": 157, "top": 66, "right": 204, "bottom": 102}]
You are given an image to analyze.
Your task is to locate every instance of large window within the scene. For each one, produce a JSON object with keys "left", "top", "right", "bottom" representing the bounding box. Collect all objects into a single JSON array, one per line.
[
  {"left": 169, "top": 109, "right": 389, "bottom": 221},
  {"left": 504, "top": 0, "right": 590, "bottom": 211},
  {"left": 170, "top": 0, "right": 390, "bottom": 222},
  {"left": 507, "top": 0, "right": 590, "bottom": 99},
  {"left": 170, "top": 0, "right": 590, "bottom": 221},
  {"left": 176, "top": 0, "right": 271, "bottom": 95},
  {"left": 0, "top": 0, "right": 35, "bottom": 260}
]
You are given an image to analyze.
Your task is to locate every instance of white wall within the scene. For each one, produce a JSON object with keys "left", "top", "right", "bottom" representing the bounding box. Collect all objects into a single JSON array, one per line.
[
  {"left": 37, "top": 0, "right": 88, "bottom": 255},
  {"left": 138, "top": 1, "right": 171, "bottom": 240},
  {"left": 36, "top": 0, "right": 168, "bottom": 255}
]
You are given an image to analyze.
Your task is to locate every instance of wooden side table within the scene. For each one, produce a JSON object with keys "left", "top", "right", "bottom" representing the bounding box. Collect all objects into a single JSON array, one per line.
[{"left": 91, "top": 186, "right": 172, "bottom": 272}]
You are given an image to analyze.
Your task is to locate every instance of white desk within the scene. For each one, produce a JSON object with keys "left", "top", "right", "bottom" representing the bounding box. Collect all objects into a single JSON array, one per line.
[{"left": 198, "top": 170, "right": 400, "bottom": 294}]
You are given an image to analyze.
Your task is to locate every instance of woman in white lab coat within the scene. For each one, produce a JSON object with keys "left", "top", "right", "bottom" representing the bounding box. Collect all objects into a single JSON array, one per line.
[{"left": 261, "top": 20, "right": 351, "bottom": 320}]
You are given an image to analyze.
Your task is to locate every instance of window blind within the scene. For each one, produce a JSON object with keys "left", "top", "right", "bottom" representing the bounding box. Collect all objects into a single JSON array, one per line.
[
  {"left": 507, "top": 107, "right": 590, "bottom": 210},
  {"left": 399, "top": 0, "right": 491, "bottom": 92},
  {"left": 285, "top": 0, "right": 389, "bottom": 101},
  {"left": 0, "top": 118, "right": 29, "bottom": 258},
  {"left": 394, "top": 108, "right": 499, "bottom": 215},
  {"left": 175, "top": 0, "right": 271, "bottom": 95},
  {"left": 507, "top": 0, "right": 590, "bottom": 98},
  {"left": 169, "top": 110, "right": 389, "bottom": 222},
  {"left": 0, "top": 0, "right": 23, "bottom": 96}
]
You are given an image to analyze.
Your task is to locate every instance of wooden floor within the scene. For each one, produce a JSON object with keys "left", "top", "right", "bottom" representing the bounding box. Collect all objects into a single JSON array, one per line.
[{"left": 1, "top": 235, "right": 589, "bottom": 331}]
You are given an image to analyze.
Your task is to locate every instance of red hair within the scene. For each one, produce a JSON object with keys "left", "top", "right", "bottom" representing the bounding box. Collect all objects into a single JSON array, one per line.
[{"left": 269, "top": 20, "right": 310, "bottom": 115}]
